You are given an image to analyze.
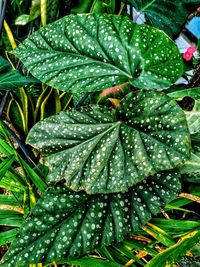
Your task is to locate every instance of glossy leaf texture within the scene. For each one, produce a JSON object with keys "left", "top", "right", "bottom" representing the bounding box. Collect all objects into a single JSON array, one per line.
[
  {"left": 0, "top": 57, "right": 38, "bottom": 90},
  {"left": 27, "top": 90, "right": 190, "bottom": 194},
  {"left": 13, "top": 14, "right": 183, "bottom": 93},
  {"left": 1, "top": 171, "right": 181, "bottom": 267},
  {"left": 124, "top": 0, "right": 200, "bottom": 38}
]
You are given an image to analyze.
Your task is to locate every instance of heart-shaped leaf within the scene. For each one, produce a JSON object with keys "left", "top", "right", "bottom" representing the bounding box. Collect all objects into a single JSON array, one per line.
[
  {"left": 13, "top": 14, "right": 183, "bottom": 93},
  {"left": 27, "top": 90, "right": 190, "bottom": 194},
  {"left": 1, "top": 171, "right": 181, "bottom": 267},
  {"left": 124, "top": 0, "right": 200, "bottom": 38}
]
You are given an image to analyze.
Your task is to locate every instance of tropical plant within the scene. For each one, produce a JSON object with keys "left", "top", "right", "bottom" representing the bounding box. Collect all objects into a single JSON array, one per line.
[
  {"left": 123, "top": 0, "right": 200, "bottom": 38},
  {"left": 0, "top": 12, "right": 200, "bottom": 267},
  {"left": 0, "top": 1, "right": 200, "bottom": 267}
]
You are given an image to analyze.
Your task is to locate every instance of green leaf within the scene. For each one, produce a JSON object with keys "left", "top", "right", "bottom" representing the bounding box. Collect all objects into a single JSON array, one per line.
[
  {"left": 151, "top": 219, "right": 200, "bottom": 234},
  {"left": 179, "top": 152, "right": 200, "bottom": 183},
  {"left": 13, "top": 14, "right": 183, "bottom": 93},
  {"left": 1, "top": 171, "right": 181, "bottom": 266},
  {"left": 0, "top": 154, "right": 16, "bottom": 181},
  {"left": 0, "top": 194, "right": 21, "bottom": 206},
  {"left": 15, "top": 14, "right": 30, "bottom": 26},
  {"left": 0, "top": 57, "right": 38, "bottom": 90},
  {"left": 0, "top": 229, "right": 19, "bottom": 246},
  {"left": 125, "top": 0, "right": 200, "bottom": 38},
  {"left": 22, "top": 160, "right": 47, "bottom": 193},
  {"left": 167, "top": 87, "right": 200, "bottom": 100},
  {"left": 71, "top": 0, "right": 115, "bottom": 14},
  {"left": 185, "top": 100, "right": 200, "bottom": 135},
  {"left": 67, "top": 256, "right": 123, "bottom": 267},
  {"left": 146, "top": 228, "right": 200, "bottom": 267},
  {"left": 47, "top": 0, "right": 60, "bottom": 23},
  {"left": 27, "top": 90, "right": 190, "bottom": 194},
  {"left": 0, "top": 210, "right": 23, "bottom": 227},
  {"left": 142, "top": 223, "right": 176, "bottom": 247}
]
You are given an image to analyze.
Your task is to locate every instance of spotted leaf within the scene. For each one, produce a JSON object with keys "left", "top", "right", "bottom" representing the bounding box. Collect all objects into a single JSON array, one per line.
[
  {"left": 13, "top": 14, "right": 183, "bottom": 93},
  {"left": 1, "top": 171, "right": 181, "bottom": 267},
  {"left": 27, "top": 90, "right": 190, "bottom": 194}
]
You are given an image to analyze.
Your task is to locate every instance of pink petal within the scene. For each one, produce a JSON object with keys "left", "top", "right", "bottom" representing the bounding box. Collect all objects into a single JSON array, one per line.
[
  {"left": 183, "top": 51, "right": 193, "bottom": 61},
  {"left": 187, "top": 46, "right": 197, "bottom": 54}
]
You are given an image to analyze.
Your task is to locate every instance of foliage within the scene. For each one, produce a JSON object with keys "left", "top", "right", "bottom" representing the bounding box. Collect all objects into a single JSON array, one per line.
[
  {"left": 0, "top": 1, "right": 200, "bottom": 267},
  {"left": 27, "top": 90, "right": 190, "bottom": 194},
  {"left": 0, "top": 57, "right": 38, "bottom": 90},
  {"left": 5, "top": 85, "right": 72, "bottom": 137},
  {"left": 0, "top": 122, "right": 47, "bottom": 248},
  {"left": 12, "top": 14, "right": 183, "bottom": 93},
  {"left": 124, "top": 0, "right": 200, "bottom": 38},
  {"left": 1, "top": 171, "right": 181, "bottom": 266}
]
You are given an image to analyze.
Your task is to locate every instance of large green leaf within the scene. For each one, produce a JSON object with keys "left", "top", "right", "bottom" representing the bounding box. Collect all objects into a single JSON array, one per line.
[
  {"left": 1, "top": 171, "right": 181, "bottom": 266},
  {"left": 13, "top": 14, "right": 183, "bottom": 93},
  {"left": 0, "top": 57, "right": 38, "bottom": 90},
  {"left": 27, "top": 90, "right": 190, "bottom": 194},
  {"left": 124, "top": 0, "right": 200, "bottom": 38}
]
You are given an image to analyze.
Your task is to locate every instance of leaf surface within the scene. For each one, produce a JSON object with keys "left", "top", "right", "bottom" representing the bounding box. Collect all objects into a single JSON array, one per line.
[
  {"left": 0, "top": 57, "right": 38, "bottom": 90},
  {"left": 27, "top": 90, "right": 190, "bottom": 194},
  {"left": 167, "top": 86, "right": 200, "bottom": 100},
  {"left": 146, "top": 228, "right": 200, "bottom": 267},
  {"left": 185, "top": 100, "right": 200, "bottom": 135},
  {"left": 67, "top": 256, "right": 123, "bottom": 267},
  {"left": 2, "top": 171, "right": 181, "bottom": 266},
  {"left": 180, "top": 152, "right": 200, "bottom": 183},
  {"left": 13, "top": 14, "right": 183, "bottom": 93},
  {"left": 125, "top": 0, "right": 200, "bottom": 38}
]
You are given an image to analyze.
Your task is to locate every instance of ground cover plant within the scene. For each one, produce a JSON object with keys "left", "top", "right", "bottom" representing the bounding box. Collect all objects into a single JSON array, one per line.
[{"left": 0, "top": 1, "right": 200, "bottom": 267}]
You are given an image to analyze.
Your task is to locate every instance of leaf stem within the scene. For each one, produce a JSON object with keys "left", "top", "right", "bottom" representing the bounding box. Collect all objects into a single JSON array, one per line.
[
  {"left": 118, "top": 3, "right": 125, "bottom": 15},
  {"left": 41, "top": 0, "right": 47, "bottom": 26}
]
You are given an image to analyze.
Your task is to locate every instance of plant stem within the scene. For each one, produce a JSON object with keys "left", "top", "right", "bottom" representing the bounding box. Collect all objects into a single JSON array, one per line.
[
  {"left": 118, "top": 3, "right": 125, "bottom": 15},
  {"left": 41, "top": 0, "right": 47, "bottom": 26}
]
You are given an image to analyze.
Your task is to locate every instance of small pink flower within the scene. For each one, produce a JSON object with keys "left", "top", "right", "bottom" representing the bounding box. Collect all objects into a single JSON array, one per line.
[
  {"left": 183, "top": 51, "right": 193, "bottom": 61},
  {"left": 187, "top": 45, "right": 197, "bottom": 54},
  {"left": 183, "top": 46, "right": 197, "bottom": 61}
]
